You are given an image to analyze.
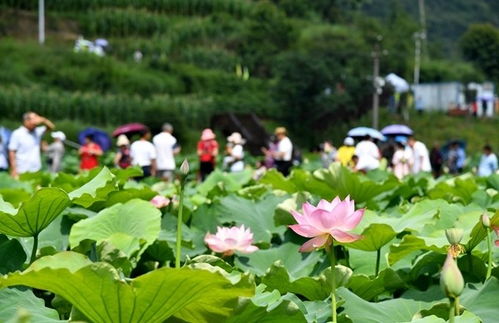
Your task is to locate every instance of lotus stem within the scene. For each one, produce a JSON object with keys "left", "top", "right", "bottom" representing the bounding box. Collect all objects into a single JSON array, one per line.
[
  {"left": 375, "top": 248, "right": 381, "bottom": 276},
  {"left": 327, "top": 242, "right": 337, "bottom": 323},
  {"left": 30, "top": 233, "right": 39, "bottom": 264},
  {"left": 448, "top": 298, "right": 455, "bottom": 323},
  {"left": 175, "top": 183, "right": 185, "bottom": 269},
  {"left": 486, "top": 229, "right": 492, "bottom": 280}
]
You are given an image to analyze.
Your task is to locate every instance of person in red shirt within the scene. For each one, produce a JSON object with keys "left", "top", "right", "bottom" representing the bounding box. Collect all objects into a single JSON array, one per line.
[
  {"left": 197, "top": 128, "right": 218, "bottom": 181},
  {"left": 79, "top": 135, "right": 103, "bottom": 171}
]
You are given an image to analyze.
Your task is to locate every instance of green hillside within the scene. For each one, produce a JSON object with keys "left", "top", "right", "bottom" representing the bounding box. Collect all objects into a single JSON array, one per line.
[{"left": 0, "top": 0, "right": 497, "bottom": 151}]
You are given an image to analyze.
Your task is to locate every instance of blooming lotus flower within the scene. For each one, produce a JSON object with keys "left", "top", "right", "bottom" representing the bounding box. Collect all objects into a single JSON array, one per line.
[
  {"left": 204, "top": 225, "right": 259, "bottom": 256},
  {"left": 150, "top": 195, "right": 170, "bottom": 208},
  {"left": 289, "top": 196, "right": 365, "bottom": 252}
]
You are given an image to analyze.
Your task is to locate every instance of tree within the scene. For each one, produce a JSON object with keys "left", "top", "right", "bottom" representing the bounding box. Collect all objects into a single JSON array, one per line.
[{"left": 460, "top": 24, "right": 499, "bottom": 82}]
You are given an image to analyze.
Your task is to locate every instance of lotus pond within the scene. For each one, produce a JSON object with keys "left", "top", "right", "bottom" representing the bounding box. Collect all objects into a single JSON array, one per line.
[{"left": 0, "top": 164, "right": 498, "bottom": 323}]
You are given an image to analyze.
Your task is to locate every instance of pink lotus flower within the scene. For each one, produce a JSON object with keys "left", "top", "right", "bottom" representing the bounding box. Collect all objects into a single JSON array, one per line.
[
  {"left": 150, "top": 195, "right": 170, "bottom": 208},
  {"left": 289, "top": 196, "right": 365, "bottom": 252},
  {"left": 494, "top": 226, "right": 499, "bottom": 247},
  {"left": 204, "top": 225, "right": 259, "bottom": 256}
]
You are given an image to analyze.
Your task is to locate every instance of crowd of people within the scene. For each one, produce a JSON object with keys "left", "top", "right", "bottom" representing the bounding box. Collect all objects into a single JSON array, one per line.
[
  {"left": 320, "top": 135, "right": 497, "bottom": 179},
  {"left": 0, "top": 112, "right": 497, "bottom": 181}
]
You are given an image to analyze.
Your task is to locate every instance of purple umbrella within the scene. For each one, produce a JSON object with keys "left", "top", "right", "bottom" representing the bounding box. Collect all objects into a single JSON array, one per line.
[
  {"left": 381, "top": 124, "right": 413, "bottom": 136},
  {"left": 112, "top": 123, "right": 147, "bottom": 137}
]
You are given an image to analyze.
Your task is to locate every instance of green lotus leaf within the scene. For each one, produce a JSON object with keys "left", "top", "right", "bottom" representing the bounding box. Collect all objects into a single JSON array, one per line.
[
  {"left": 261, "top": 262, "right": 329, "bottom": 300},
  {"left": 0, "top": 251, "right": 254, "bottom": 323},
  {"left": 227, "top": 292, "right": 306, "bottom": 322},
  {"left": 0, "top": 288, "right": 62, "bottom": 323},
  {"left": 460, "top": 277, "right": 499, "bottom": 323},
  {"left": 337, "top": 287, "right": 437, "bottom": 322},
  {"left": 347, "top": 268, "right": 405, "bottom": 301},
  {"left": 347, "top": 223, "right": 397, "bottom": 251},
  {"left": 68, "top": 167, "right": 117, "bottom": 207},
  {"left": 0, "top": 235, "right": 26, "bottom": 274},
  {"left": 69, "top": 199, "right": 161, "bottom": 258},
  {"left": 0, "top": 188, "right": 70, "bottom": 237},
  {"left": 388, "top": 235, "right": 448, "bottom": 265},
  {"left": 215, "top": 194, "right": 287, "bottom": 243},
  {"left": 235, "top": 242, "right": 321, "bottom": 278},
  {"left": 197, "top": 169, "right": 253, "bottom": 196}
]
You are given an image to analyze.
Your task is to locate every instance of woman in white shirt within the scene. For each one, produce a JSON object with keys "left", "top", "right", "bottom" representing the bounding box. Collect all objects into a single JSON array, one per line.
[{"left": 224, "top": 132, "right": 245, "bottom": 172}]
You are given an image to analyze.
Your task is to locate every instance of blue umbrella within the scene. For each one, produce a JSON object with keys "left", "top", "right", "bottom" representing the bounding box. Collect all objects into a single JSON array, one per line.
[
  {"left": 381, "top": 124, "right": 413, "bottom": 136},
  {"left": 347, "top": 127, "right": 386, "bottom": 141},
  {"left": 78, "top": 128, "right": 112, "bottom": 151}
]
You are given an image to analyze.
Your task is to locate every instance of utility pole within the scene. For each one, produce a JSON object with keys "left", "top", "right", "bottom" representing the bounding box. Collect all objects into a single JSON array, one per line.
[
  {"left": 418, "top": 0, "right": 427, "bottom": 59},
  {"left": 413, "top": 32, "right": 423, "bottom": 85},
  {"left": 371, "top": 35, "right": 382, "bottom": 130},
  {"left": 38, "top": 0, "right": 45, "bottom": 44}
]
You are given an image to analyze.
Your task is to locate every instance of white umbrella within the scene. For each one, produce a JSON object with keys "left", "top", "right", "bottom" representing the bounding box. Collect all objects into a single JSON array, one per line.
[{"left": 385, "top": 73, "right": 409, "bottom": 93}]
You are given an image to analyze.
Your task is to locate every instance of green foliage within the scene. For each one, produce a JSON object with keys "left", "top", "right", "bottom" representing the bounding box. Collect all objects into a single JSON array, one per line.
[
  {"left": 0, "top": 288, "right": 62, "bottom": 323},
  {"left": 460, "top": 24, "right": 499, "bottom": 82},
  {"left": 0, "top": 252, "right": 254, "bottom": 323},
  {"left": 420, "top": 60, "right": 484, "bottom": 83}
]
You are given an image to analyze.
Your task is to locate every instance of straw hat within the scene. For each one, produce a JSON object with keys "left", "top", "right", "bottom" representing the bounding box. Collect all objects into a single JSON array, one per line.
[
  {"left": 227, "top": 132, "right": 246, "bottom": 145},
  {"left": 201, "top": 128, "right": 216, "bottom": 141},
  {"left": 51, "top": 131, "right": 66, "bottom": 141},
  {"left": 116, "top": 134, "right": 130, "bottom": 146},
  {"left": 274, "top": 127, "right": 287, "bottom": 135}
]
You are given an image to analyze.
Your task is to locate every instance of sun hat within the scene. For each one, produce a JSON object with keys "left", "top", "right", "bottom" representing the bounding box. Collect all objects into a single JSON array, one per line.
[
  {"left": 227, "top": 132, "right": 246, "bottom": 145},
  {"left": 201, "top": 128, "right": 216, "bottom": 141},
  {"left": 116, "top": 134, "right": 130, "bottom": 146},
  {"left": 51, "top": 131, "right": 66, "bottom": 141},
  {"left": 274, "top": 127, "right": 287, "bottom": 135},
  {"left": 344, "top": 137, "right": 354, "bottom": 146}
]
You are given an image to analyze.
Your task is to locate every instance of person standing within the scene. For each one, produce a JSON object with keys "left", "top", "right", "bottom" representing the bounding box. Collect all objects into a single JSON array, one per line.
[
  {"left": 447, "top": 142, "right": 466, "bottom": 175},
  {"left": 131, "top": 129, "right": 157, "bottom": 179},
  {"left": 271, "top": 127, "right": 293, "bottom": 176},
  {"left": 336, "top": 137, "right": 356, "bottom": 167},
  {"left": 392, "top": 142, "right": 413, "bottom": 179},
  {"left": 224, "top": 132, "right": 245, "bottom": 172},
  {"left": 45, "top": 131, "right": 65, "bottom": 173},
  {"left": 478, "top": 145, "right": 498, "bottom": 177},
  {"left": 429, "top": 142, "right": 443, "bottom": 178},
  {"left": 114, "top": 135, "right": 132, "bottom": 169},
  {"left": 8, "top": 112, "right": 55, "bottom": 177},
  {"left": 0, "top": 132, "right": 8, "bottom": 172},
  {"left": 320, "top": 141, "right": 336, "bottom": 169},
  {"left": 197, "top": 128, "right": 218, "bottom": 181},
  {"left": 79, "top": 135, "right": 103, "bottom": 171},
  {"left": 407, "top": 136, "right": 431, "bottom": 174},
  {"left": 354, "top": 135, "right": 380, "bottom": 172},
  {"left": 153, "top": 123, "right": 180, "bottom": 181}
]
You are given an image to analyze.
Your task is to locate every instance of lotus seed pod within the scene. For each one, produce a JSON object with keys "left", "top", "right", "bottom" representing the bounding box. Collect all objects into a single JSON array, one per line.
[
  {"left": 440, "top": 253, "right": 464, "bottom": 298},
  {"left": 445, "top": 228, "right": 464, "bottom": 245}
]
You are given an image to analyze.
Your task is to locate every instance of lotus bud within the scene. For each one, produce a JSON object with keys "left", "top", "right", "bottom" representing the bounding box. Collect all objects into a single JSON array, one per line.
[
  {"left": 324, "top": 265, "right": 353, "bottom": 288},
  {"left": 445, "top": 228, "right": 464, "bottom": 245},
  {"left": 482, "top": 214, "right": 490, "bottom": 228},
  {"left": 335, "top": 265, "right": 353, "bottom": 287},
  {"left": 180, "top": 159, "right": 190, "bottom": 175},
  {"left": 440, "top": 253, "right": 464, "bottom": 299}
]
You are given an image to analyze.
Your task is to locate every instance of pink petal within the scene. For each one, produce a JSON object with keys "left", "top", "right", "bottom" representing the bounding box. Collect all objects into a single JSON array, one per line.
[
  {"left": 309, "top": 208, "right": 342, "bottom": 231},
  {"left": 290, "top": 210, "right": 308, "bottom": 225},
  {"left": 299, "top": 234, "right": 331, "bottom": 252},
  {"left": 338, "top": 209, "right": 365, "bottom": 231},
  {"left": 330, "top": 230, "right": 362, "bottom": 243},
  {"left": 289, "top": 224, "right": 323, "bottom": 238},
  {"left": 495, "top": 239, "right": 499, "bottom": 247},
  {"left": 302, "top": 202, "right": 317, "bottom": 216},
  {"left": 240, "top": 245, "right": 259, "bottom": 253}
]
